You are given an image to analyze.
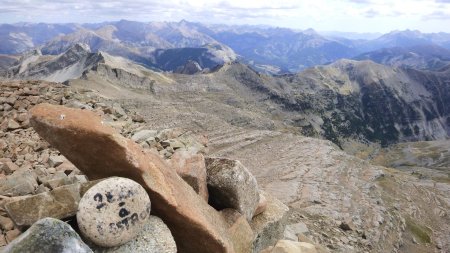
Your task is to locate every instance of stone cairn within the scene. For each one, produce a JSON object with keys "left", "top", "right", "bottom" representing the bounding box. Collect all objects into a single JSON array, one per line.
[{"left": 0, "top": 81, "right": 320, "bottom": 253}]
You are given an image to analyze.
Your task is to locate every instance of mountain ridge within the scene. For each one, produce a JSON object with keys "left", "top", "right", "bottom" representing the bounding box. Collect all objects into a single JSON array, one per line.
[{"left": 2, "top": 20, "right": 450, "bottom": 74}]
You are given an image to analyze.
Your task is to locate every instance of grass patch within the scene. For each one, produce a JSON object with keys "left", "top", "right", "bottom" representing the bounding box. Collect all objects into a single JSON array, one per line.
[{"left": 405, "top": 217, "right": 432, "bottom": 244}]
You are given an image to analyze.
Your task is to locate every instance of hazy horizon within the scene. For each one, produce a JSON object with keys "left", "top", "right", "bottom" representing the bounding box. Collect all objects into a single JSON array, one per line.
[{"left": 0, "top": 0, "right": 449, "bottom": 33}]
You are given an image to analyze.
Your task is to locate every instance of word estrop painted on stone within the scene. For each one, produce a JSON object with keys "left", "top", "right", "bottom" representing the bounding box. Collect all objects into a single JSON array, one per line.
[{"left": 77, "top": 177, "right": 151, "bottom": 247}]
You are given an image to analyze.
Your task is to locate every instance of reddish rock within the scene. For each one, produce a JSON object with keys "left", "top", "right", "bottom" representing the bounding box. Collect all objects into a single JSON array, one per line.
[
  {"left": 196, "top": 134, "right": 209, "bottom": 147},
  {"left": 169, "top": 151, "right": 208, "bottom": 201},
  {"left": 30, "top": 103, "right": 233, "bottom": 253}
]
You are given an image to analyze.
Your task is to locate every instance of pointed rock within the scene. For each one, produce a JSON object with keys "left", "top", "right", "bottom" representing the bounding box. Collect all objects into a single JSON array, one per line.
[{"left": 29, "top": 103, "right": 233, "bottom": 253}]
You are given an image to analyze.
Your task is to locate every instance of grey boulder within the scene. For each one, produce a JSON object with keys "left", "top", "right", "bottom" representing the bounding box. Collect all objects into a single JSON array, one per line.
[
  {"left": 0, "top": 170, "right": 38, "bottom": 197},
  {"left": 251, "top": 192, "right": 289, "bottom": 253},
  {"left": 205, "top": 157, "right": 259, "bottom": 221},
  {"left": 2, "top": 217, "right": 92, "bottom": 253},
  {"left": 131, "top": 130, "right": 158, "bottom": 143}
]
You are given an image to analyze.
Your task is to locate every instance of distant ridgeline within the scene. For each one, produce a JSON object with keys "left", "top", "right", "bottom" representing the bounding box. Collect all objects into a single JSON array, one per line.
[
  {"left": 1, "top": 21, "right": 449, "bottom": 146},
  {"left": 1, "top": 21, "right": 450, "bottom": 74}
]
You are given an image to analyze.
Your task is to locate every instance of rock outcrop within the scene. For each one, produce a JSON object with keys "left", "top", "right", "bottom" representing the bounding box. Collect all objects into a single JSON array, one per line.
[
  {"left": 5, "top": 44, "right": 104, "bottom": 83},
  {"left": 175, "top": 60, "right": 203, "bottom": 74}
]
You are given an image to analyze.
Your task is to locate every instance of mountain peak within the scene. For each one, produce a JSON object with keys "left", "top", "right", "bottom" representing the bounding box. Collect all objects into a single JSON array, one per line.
[
  {"left": 303, "top": 28, "right": 318, "bottom": 35},
  {"left": 386, "top": 29, "right": 424, "bottom": 38},
  {"left": 67, "top": 43, "right": 91, "bottom": 54}
]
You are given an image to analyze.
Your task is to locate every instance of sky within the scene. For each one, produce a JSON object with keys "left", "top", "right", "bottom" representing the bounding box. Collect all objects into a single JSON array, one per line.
[{"left": 0, "top": 0, "right": 449, "bottom": 33}]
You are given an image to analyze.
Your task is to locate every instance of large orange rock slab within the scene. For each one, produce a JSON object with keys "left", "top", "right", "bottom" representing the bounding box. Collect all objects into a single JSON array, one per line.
[{"left": 30, "top": 103, "right": 233, "bottom": 253}]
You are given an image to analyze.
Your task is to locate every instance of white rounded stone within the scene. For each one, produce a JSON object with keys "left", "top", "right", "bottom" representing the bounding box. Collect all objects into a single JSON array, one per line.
[{"left": 77, "top": 177, "right": 151, "bottom": 247}]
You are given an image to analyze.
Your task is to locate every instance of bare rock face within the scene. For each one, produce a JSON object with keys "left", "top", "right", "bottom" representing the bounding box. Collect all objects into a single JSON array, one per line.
[
  {"left": 205, "top": 157, "right": 260, "bottom": 221},
  {"left": 77, "top": 177, "right": 151, "bottom": 247},
  {"left": 250, "top": 192, "right": 289, "bottom": 253},
  {"left": 175, "top": 60, "right": 203, "bottom": 75},
  {"left": 3, "top": 217, "right": 92, "bottom": 253},
  {"left": 169, "top": 151, "right": 208, "bottom": 201},
  {"left": 29, "top": 103, "right": 233, "bottom": 253}
]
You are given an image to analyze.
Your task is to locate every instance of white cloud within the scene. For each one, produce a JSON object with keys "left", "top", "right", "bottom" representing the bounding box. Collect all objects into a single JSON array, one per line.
[{"left": 0, "top": 0, "right": 448, "bottom": 32}]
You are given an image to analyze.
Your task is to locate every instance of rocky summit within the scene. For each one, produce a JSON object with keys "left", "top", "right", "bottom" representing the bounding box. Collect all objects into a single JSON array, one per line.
[{"left": 0, "top": 19, "right": 449, "bottom": 253}]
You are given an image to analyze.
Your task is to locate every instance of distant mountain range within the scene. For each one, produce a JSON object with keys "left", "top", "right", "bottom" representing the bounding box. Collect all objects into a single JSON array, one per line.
[
  {"left": 354, "top": 44, "right": 450, "bottom": 71},
  {"left": 4, "top": 42, "right": 448, "bottom": 146},
  {"left": 1, "top": 20, "right": 450, "bottom": 73},
  {"left": 0, "top": 20, "right": 449, "bottom": 146}
]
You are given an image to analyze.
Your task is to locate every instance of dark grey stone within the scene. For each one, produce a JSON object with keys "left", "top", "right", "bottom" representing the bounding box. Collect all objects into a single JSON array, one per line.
[{"left": 2, "top": 217, "right": 92, "bottom": 253}]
